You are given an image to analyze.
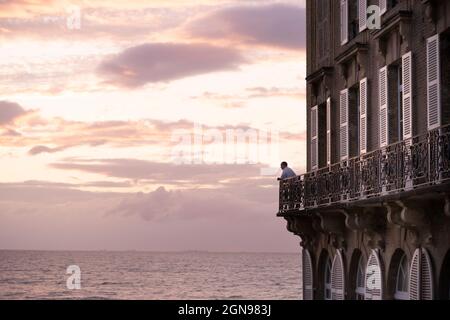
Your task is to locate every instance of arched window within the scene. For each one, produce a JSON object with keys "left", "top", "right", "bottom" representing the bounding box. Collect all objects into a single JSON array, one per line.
[
  {"left": 356, "top": 255, "right": 365, "bottom": 300},
  {"left": 365, "top": 249, "right": 383, "bottom": 300},
  {"left": 331, "top": 250, "right": 345, "bottom": 300},
  {"left": 324, "top": 257, "right": 332, "bottom": 300},
  {"left": 394, "top": 254, "right": 409, "bottom": 300}
]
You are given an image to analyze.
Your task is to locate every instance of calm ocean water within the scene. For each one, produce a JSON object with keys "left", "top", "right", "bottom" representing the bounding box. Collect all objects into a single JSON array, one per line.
[{"left": 0, "top": 251, "right": 301, "bottom": 300}]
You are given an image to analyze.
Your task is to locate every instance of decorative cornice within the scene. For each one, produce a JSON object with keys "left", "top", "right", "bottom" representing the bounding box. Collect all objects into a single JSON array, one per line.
[{"left": 306, "top": 67, "right": 333, "bottom": 84}]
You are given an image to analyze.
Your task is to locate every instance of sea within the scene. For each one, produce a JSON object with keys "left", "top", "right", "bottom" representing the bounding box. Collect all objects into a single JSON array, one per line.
[{"left": 0, "top": 251, "right": 302, "bottom": 300}]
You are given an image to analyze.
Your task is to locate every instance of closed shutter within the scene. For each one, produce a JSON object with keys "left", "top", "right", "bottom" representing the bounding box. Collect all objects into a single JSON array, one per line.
[
  {"left": 341, "top": 0, "right": 348, "bottom": 45},
  {"left": 359, "top": 0, "right": 367, "bottom": 32},
  {"left": 380, "top": 0, "right": 387, "bottom": 14},
  {"left": 311, "top": 106, "right": 319, "bottom": 170},
  {"left": 340, "top": 89, "right": 349, "bottom": 160},
  {"left": 360, "top": 78, "right": 368, "bottom": 154},
  {"left": 302, "top": 249, "right": 314, "bottom": 300},
  {"left": 331, "top": 250, "right": 345, "bottom": 300},
  {"left": 427, "top": 34, "right": 441, "bottom": 130},
  {"left": 327, "top": 97, "right": 332, "bottom": 166},
  {"left": 379, "top": 66, "right": 389, "bottom": 147},
  {"left": 365, "top": 249, "right": 383, "bottom": 300},
  {"left": 402, "top": 52, "right": 413, "bottom": 139},
  {"left": 409, "top": 248, "right": 435, "bottom": 300}
]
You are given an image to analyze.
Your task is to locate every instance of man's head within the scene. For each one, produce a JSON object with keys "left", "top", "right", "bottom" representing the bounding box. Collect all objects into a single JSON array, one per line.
[{"left": 280, "top": 161, "right": 288, "bottom": 169}]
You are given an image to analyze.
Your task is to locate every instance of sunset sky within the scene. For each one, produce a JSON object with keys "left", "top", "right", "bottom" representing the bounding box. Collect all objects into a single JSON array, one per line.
[{"left": 0, "top": 0, "right": 306, "bottom": 252}]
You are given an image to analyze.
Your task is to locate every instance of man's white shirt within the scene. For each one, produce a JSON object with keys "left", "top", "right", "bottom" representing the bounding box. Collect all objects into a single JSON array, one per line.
[{"left": 280, "top": 167, "right": 296, "bottom": 180}]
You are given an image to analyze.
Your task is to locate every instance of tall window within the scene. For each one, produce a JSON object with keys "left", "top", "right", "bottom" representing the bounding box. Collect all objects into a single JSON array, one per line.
[
  {"left": 348, "top": 85, "right": 360, "bottom": 157},
  {"left": 348, "top": 0, "right": 359, "bottom": 40},
  {"left": 356, "top": 256, "right": 365, "bottom": 300},
  {"left": 397, "top": 65, "right": 404, "bottom": 141},
  {"left": 324, "top": 258, "right": 332, "bottom": 300},
  {"left": 386, "top": 63, "right": 403, "bottom": 144},
  {"left": 394, "top": 254, "right": 409, "bottom": 300}
]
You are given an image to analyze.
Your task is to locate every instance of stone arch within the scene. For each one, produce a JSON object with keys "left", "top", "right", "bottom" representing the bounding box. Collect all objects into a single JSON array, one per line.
[
  {"left": 348, "top": 248, "right": 365, "bottom": 300},
  {"left": 387, "top": 248, "right": 408, "bottom": 300},
  {"left": 317, "top": 249, "right": 331, "bottom": 300},
  {"left": 386, "top": 248, "right": 409, "bottom": 300}
]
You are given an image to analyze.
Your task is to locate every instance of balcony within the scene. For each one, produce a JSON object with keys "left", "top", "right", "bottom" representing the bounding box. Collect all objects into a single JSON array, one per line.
[{"left": 278, "top": 125, "right": 450, "bottom": 216}]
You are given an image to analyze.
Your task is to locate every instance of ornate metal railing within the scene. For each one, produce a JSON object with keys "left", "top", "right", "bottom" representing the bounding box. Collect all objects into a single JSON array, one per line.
[{"left": 279, "top": 125, "right": 450, "bottom": 214}]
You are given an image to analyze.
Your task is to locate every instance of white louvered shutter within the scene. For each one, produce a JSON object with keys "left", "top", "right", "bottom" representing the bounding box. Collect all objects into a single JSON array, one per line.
[
  {"left": 421, "top": 249, "right": 434, "bottom": 300},
  {"left": 302, "top": 249, "right": 314, "bottom": 300},
  {"left": 427, "top": 34, "right": 441, "bottom": 130},
  {"left": 365, "top": 249, "right": 383, "bottom": 300},
  {"left": 327, "top": 98, "right": 332, "bottom": 166},
  {"left": 409, "top": 249, "right": 420, "bottom": 300},
  {"left": 331, "top": 250, "right": 345, "bottom": 300},
  {"left": 379, "top": 66, "right": 389, "bottom": 147},
  {"left": 379, "top": 0, "right": 387, "bottom": 14},
  {"left": 402, "top": 52, "right": 413, "bottom": 140},
  {"left": 311, "top": 106, "right": 319, "bottom": 170},
  {"left": 340, "top": 89, "right": 349, "bottom": 160},
  {"left": 409, "top": 248, "right": 435, "bottom": 300},
  {"left": 359, "top": 0, "right": 367, "bottom": 32},
  {"left": 360, "top": 78, "right": 368, "bottom": 154},
  {"left": 341, "top": 0, "right": 348, "bottom": 45}
]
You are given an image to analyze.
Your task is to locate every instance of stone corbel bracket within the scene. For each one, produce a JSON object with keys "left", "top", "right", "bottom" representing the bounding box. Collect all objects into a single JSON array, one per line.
[
  {"left": 341, "top": 208, "right": 386, "bottom": 250},
  {"left": 356, "top": 50, "right": 368, "bottom": 78},
  {"left": 399, "top": 19, "right": 412, "bottom": 52},
  {"left": 285, "top": 215, "right": 317, "bottom": 250},
  {"left": 315, "top": 211, "right": 346, "bottom": 250},
  {"left": 387, "top": 200, "right": 432, "bottom": 247}
]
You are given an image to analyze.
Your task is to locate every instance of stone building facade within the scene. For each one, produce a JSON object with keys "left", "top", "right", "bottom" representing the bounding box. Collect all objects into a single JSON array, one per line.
[{"left": 278, "top": 0, "right": 450, "bottom": 300}]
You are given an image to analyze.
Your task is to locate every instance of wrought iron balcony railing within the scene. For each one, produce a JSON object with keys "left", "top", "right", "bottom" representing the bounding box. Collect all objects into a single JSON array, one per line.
[{"left": 279, "top": 125, "right": 450, "bottom": 214}]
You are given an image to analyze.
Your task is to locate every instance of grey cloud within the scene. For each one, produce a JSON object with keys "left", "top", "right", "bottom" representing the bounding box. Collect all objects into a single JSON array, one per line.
[
  {"left": 50, "top": 159, "right": 267, "bottom": 184},
  {"left": 186, "top": 4, "right": 306, "bottom": 50},
  {"left": 97, "top": 43, "right": 245, "bottom": 87},
  {"left": 0, "top": 101, "right": 27, "bottom": 125},
  {"left": 28, "top": 145, "right": 69, "bottom": 155}
]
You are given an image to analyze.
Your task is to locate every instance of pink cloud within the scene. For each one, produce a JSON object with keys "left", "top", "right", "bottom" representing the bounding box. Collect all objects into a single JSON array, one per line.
[
  {"left": 97, "top": 43, "right": 245, "bottom": 88},
  {"left": 186, "top": 4, "right": 306, "bottom": 50}
]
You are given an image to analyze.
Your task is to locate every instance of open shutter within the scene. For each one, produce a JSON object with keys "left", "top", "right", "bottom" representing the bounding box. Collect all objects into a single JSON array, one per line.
[
  {"left": 421, "top": 249, "right": 434, "bottom": 300},
  {"left": 331, "top": 250, "right": 345, "bottom": 300},
  {"left": 402, "top": 52, "right": 413, "bottom": 139},
  {"left": 311, "top": 106, "right": 319, "bottom": 170},
  {"left": 379, "top": 0, "right": 387, "bottom": 14},
  {"left": 427, "top": 34, "right": 441, "bottom": 130},
  {"left": 340, "top": 89, "right": 349, "bottom": 160},
  {"left": 409, "top": 248, "right": 435, "bottom": 300},
  {"left": 360, "top": 78, "right": 368, "bottom": 154},
  {"left": 341, "top": 0, "right": 348, "bottom": 45},
  {"left": 379, "top": 66, "right": 389, "bottom": 147},
  {"left": 359, "top": 0, "right": 367, "bottom": 32},
  {"left": 409, "top": 249, "right": 420, "bottom": 300},
  {"left": 302, "top": 249, "right": 314, "bottom": 300},
  {"left": 365, "top": 249, "right": 383, "bottom": 300},
  {"left": 326, "top": 98, "right": 332, "bottom": 166}
]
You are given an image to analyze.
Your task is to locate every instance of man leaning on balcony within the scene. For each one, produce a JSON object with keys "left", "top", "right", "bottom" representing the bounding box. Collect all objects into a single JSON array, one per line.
[{"left": 278, "top": 162, "right": 296, "bottom": 181}]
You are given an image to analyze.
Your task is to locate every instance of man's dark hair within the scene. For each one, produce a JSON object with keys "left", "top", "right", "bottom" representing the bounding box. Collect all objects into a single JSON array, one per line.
[{"left": 281, "top": 161, "right": 288, "bottom": 167}]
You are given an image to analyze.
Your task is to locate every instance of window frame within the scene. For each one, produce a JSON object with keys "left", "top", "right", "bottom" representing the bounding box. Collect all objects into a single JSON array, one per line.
[
  {"left": 394, "top": 254, "right": 409, "bottom": 300},
  {"left": 356, "top": 255, "right": 366, "bottom": 300}
]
